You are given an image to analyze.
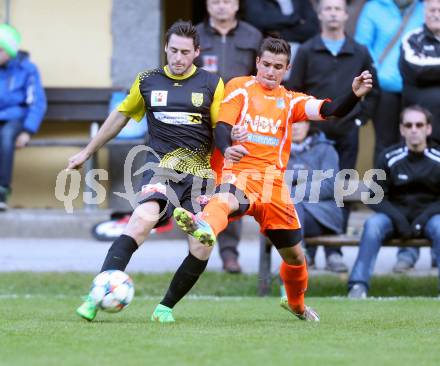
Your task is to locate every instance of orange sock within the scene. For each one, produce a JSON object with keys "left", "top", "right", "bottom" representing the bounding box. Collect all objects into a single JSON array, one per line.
[
  {"left": 202, "top": 196, "right": 231, "bottom": 236},
  {"left": 280, "top": 261, "right": 308, "bottom": 314}
]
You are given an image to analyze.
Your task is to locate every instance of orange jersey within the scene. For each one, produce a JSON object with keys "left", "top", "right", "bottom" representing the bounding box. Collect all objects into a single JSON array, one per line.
[{"left": 216, "top": 76, "right": 326, "bottom": 175}]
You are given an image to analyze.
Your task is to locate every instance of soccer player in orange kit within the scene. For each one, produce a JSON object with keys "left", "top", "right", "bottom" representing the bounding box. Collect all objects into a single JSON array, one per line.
[{"left": 174, "top": 37, "right": 373, "bottom": 321}]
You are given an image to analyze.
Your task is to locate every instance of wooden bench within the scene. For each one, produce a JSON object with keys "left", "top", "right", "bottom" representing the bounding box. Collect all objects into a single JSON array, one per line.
[
  {"left": 27, "top": 87, "right": 145, "bottom": 210},
  {"left": 257, "top": 182, "right": 433, "bottom": 296},
  {"left": 258, "top": 233, "right": 431, "bottom": 296}
]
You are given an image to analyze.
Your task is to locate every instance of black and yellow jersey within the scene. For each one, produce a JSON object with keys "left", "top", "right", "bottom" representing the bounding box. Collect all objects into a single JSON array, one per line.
[{"left": 118, "top": 65, "right": 224, "bottom": 178}]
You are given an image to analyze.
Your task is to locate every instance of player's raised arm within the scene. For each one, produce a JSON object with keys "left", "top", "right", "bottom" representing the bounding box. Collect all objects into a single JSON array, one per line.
[
  {"left": 66, "top": 110, "right": 130, "bottom": 170},
  {"left": 318, "top": 70, "right": 373, "bottom": 120}
]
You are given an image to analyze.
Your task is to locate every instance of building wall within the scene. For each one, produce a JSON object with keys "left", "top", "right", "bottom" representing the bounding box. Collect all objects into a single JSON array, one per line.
[{"left": 8, "top": 0, "right": 162, "bottom": 209}]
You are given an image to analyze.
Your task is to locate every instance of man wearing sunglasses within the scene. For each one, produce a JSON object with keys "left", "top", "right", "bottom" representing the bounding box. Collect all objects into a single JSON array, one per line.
[{"left": 348, "top": 104, "right": 440, "bottom": 298}]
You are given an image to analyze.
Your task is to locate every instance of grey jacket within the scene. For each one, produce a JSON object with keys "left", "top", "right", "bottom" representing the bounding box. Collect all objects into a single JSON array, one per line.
[
  {"left": 195, "top": 20, "right": 262, "bottom": 83},
  {"left": 286, "top": 132, "right": 343, "bottom": 234}
]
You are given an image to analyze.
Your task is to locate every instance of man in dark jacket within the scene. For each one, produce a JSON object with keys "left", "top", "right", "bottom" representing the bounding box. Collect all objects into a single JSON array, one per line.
[
  {"left": 285, "top": 0, "right": 379, "bottom": 245},
  {"left": 397, "top": 0, "right": 440, "bottom": 272},
  {"left": 244, "top": 0, "right": 319, "bottom": 79},
  {"left": 195, "top": 0, "right": 263, "bottom": 273},
  {"left": 195, "top": 0, "right": 262, "bottom": 83},
  {"left": 286, "top": 0, "right": 378, "bottom": 173},
  {"left": 0, "top": 24, "right": 47, "bottom": 210},
  {"left": 348, "top": 105, "right": 440, "bottom": 298},
  {"left": 244, "top": 0, "right": 319, "bottom": 43},
  {"left": 400, "top": 0, "right": 440, "bottom": 144}
]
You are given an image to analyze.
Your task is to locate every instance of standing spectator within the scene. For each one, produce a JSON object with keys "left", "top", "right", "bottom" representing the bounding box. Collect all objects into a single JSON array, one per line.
[
  {"left": 195, "top": 0, "right": 263, "bottom": 273},
  {"left": 196, "top": 0, "right": 262, "bottom": 83},
  {"left": 348, "top": 105, "right": 440, "bottom": 298},
  {"left": 400, "top": 0, "right": 440, "bottom": 144},
  {"left": 355, "top": 0, "right": 424, "bottom": 164},
  {"left": 0, "top": 24, "right": 47, "bottom": 211},
  {"left": 285, "top": 0, "right": 379, "bottom": 239},
  {"left": 287, "top": 121, "right": 346, "bottom": 272},
  {"left": 397, "top": 0, "right": 440, "bottom": 271},
  {"left": 243, "top": 0, "right": 319, "bottom": 78}
]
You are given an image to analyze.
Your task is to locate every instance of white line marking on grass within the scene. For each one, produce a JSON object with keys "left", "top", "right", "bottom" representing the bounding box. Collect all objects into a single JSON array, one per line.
[{"left": 0, "top": 294, "right": 438, "bottom": 301}]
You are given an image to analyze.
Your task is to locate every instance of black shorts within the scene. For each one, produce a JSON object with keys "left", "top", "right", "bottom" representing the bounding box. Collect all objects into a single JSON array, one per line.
[{"left": 137, "top": 166, "right": 214, "bottom": 228}]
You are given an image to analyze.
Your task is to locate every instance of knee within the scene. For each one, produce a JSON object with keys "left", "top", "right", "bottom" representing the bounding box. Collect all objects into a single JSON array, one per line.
[
  {"left": 279, "top": 244, "right": 305, "bottom": 266},
  {"left": 363, "top": 215, "right": 389, "bottom": 240},
  {"left": 130, "top": 203, "right": 160, "bottom": 232}
]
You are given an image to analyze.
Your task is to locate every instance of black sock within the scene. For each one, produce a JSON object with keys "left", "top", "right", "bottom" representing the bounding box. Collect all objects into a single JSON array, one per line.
[
  {"left": 160, "top": 252, "right": 208, "bottom": 308},
  {"left": 100, "top": 234, "right": 138, "bottom": 272}
]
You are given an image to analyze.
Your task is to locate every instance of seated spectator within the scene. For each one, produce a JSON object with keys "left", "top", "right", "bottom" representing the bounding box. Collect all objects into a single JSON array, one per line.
[
  {"left": 195, "top": 0, "right": 263, "bottom": 273},
  {"left": 400, "top": 0, "right": 440, "bottom": 144},
  {"left": 348, "top": 105, "right": 440, "bottom": 298},
  {"left": 0, "top": 24, "right": 47, "bottom": 210},
  {"left": 287, "top": 121, "right": 347, "bottom": 272},
  {"left": 396, "top": 0, "right": 440, "bottom": 272}
]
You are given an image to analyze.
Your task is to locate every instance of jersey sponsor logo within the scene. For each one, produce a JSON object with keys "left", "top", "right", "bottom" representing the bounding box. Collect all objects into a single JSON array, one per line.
[
  {"left": 153, "top": 111, "right": 202, "bottom": 125},
  {"left": 151, "top": 90, "right": 168, "bottom": 106},
  {"left": 244, "top": 114, "right": 282, "bottom": 135},
  {"left": 247, "top": 133, "right": 279, "bottom": 146},
  {"left": 191, "top": 92, "right": 204, "bottom": 107}
]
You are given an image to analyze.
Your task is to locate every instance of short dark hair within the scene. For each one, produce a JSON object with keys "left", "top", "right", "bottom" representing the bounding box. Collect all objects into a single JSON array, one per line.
[
  {"left": 257, "top": 37, "right": 291, "bottom": 64},
  {"left": 400, "top": 105, "right": 433, "bottom": 125},
  {"left": 165, "top": 20, "right": 200, "bottom": 50}
]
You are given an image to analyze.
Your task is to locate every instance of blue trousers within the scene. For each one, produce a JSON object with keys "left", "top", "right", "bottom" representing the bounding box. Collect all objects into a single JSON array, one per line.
[
  {"left": 0, "top": 119, "right": 23, "bottom": 188},
  {"left": 349, "top": 213, "right": 440, "bottom": 290}
]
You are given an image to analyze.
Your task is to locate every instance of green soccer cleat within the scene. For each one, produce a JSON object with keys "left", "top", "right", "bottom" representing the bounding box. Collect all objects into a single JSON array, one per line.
[
  {"left": 76, "top": 296, "right": 98, "bottom": 321},
  {"left": 151, "top": 304, "right": 175, "bottom": 323},
  {"left": 173, "top": 207, "right": 216, "bottom": 247},
  {"left": 280, "top": 296, "right": 320, "bottom": 322}
]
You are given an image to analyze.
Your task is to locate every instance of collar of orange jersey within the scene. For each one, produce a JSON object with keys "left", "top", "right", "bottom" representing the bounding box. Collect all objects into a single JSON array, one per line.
[{"left": 163, "top": 64, "right": 197, "bottom": 80}]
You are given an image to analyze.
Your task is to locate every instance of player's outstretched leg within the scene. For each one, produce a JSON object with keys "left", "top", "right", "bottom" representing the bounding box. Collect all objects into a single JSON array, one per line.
[
  {"left": 173, "top": 207, "right": 216, "bottom": 246},
  {"left": 76, "top": 234, "right": 139, "bottom": 321},
  {"left": 76, "top": 201, "right": 157, "bottom": 321},
  {"left": 173, "top": 194, "right": 234, "bottom": 246}
]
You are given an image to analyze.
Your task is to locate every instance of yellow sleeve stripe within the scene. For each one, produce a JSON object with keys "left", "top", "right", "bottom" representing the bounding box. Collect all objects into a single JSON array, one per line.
[
  {"left": 117, "top": 75, "right": 146, "bottom": 122},
  {"left": 210, "top": 78, "right": 225, "bottom": 128}
]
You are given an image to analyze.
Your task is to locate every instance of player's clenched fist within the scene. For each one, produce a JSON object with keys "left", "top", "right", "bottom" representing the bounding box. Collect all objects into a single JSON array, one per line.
[{"left": 67, "top": 149, "right": 91, "bottom": 170}]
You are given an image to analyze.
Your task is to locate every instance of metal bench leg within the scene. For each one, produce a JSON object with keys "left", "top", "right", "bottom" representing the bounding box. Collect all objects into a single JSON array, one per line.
[
  {"left": 84, "top": 122, "right": 99, "bottom": 211},
  {"left": 258, "top": 234, "right": 272, "bottom": 296}
]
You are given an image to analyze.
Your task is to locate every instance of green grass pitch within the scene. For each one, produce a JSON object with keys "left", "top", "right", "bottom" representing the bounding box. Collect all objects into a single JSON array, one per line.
[{"left": 1, "top": 272, "right": 439, "bottom": 366}]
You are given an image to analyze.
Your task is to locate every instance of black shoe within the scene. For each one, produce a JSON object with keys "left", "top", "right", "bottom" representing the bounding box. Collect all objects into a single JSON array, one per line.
[{"left": 0, "top": 186, "right": 8, "bottom": 212}]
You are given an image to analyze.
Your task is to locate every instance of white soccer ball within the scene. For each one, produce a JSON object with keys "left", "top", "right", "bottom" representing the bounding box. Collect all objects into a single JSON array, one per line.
[{"left": 89, "top": 270, "right": 135, "bottom": 313}]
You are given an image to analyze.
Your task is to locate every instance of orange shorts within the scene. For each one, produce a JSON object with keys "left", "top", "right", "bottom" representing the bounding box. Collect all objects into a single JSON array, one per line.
[{"left": 221, "top": 169, "right": 301, "bottom": 234}]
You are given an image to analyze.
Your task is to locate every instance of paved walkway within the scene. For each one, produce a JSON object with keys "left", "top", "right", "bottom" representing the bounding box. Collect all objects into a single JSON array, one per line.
[{"left": 0, "top": 237, "right": 436, "bottom": 275}]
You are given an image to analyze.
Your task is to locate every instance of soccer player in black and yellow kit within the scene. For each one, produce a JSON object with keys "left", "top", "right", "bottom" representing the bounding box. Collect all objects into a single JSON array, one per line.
[{"left": 67, "top": 21, "right": 224, "bottom": 322}]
